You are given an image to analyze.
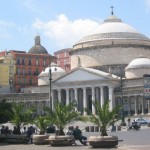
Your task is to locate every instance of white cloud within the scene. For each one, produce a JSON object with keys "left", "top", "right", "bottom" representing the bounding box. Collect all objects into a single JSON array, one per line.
[{"left": 33, "top": 14, "right": 102, "bottom": 48}]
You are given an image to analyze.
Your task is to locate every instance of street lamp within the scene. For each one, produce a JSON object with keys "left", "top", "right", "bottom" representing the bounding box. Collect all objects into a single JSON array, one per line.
[
  {"left": 49, "top": 63, "right": 57, "bottom": 110},
  {"left": 118, "top": 66, "right": 126, "bottom": 126}
]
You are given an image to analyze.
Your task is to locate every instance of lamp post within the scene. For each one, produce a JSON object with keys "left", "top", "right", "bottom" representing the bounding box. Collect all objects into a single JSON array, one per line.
[
  {"left": 49, "top": 63, "right": 57, "bottom": 111},
  {"left": 49, "top": 67, "right": 52, "bottom": 110},
  {"left": 118, "top": 66, "right": 126, "bottom": 126}
]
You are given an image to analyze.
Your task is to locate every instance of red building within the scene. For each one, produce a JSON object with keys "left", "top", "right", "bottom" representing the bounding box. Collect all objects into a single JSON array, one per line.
[
  {"left": 54, "top": 48, "right": 71, "bottom": 73},
  {"left": 0, "top": 35, "right": 54, "bottom": 93}
]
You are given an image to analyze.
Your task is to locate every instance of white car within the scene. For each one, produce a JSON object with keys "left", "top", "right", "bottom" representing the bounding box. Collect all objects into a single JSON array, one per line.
[{"left": 134, "top": 118, "right": 150, "bottom": 125}]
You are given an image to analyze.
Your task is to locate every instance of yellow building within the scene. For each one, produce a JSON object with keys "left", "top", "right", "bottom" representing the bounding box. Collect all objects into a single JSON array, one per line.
[{"left": 0, "top": 51, "right": 15, "bottom": 92}]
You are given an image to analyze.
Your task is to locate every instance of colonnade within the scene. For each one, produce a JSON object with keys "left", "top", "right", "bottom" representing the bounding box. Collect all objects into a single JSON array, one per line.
[
  {"left": 116, "top": 95, "right": 150, "bottom": 116},
  {"left": 50, "top": 86, "right": 114, "bottom": 115}
]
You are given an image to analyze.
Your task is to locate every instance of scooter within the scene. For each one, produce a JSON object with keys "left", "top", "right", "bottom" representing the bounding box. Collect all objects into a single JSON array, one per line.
[{"left": 127, "top": 123, "right": 140, "bottom": 131}]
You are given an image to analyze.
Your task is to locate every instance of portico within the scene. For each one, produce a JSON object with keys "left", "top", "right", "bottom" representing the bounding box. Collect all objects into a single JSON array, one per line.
[{"left": 49, "top": 67, "right": 118, "bottom": 115}]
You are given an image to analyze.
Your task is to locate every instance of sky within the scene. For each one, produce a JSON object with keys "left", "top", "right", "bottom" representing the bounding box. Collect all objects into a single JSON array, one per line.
[{"left": 0, "top": 0, "right": 150, "bottom": 55}]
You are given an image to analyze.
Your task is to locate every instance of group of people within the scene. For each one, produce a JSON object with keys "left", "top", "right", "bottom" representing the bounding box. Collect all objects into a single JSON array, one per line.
[
  {"left": 0, "top": 125, "right": 11, "bottom": 134},
  {"left": 0, "top": 125, "right": 36, "bottom": 144},
  {"left": 66, "top": 125, "right": 87, "bottom": 145}
]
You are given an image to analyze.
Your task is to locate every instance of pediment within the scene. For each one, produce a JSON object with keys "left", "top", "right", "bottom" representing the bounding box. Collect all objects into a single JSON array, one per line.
[{"left": 54, "top": 68, "right": 109, "bottom": 83}]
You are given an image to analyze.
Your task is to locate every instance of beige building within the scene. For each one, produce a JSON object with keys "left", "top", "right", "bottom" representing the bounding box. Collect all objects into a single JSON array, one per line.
[
  {"left": 0, "top": 51, "right": 15, "bottom": 93},
  {"left": 1, "top": 12, "right": 150, "bottom": 116}
]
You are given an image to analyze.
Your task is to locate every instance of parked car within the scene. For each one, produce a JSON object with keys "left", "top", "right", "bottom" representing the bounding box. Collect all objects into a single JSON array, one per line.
[{"left": 134, "top": 118, "right": 150, "bottom": 125}]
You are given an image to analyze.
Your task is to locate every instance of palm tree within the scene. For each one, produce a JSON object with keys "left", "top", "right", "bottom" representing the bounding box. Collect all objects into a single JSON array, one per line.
[
  {"left": 88, "top": 100, "right": 121, "bottom": 136},
  {"left": 33, "top": 115, "right": 52, "bottom": 134},
  {"left": 45, "top": 101, "right": 81, "bottom": 135},
  {"left": 9, "top": 102, "right": 35, "bottom": 133}
]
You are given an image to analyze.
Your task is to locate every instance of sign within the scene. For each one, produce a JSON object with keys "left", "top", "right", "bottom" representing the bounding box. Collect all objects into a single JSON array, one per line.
[{"left": 143, "top": 74, "right": 150, "bottom": 100}]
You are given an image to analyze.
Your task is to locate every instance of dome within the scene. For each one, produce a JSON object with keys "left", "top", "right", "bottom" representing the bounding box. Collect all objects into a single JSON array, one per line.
[
  {"left": 74, "top": 15, "right": 149, "bottom": 46},
  {"left": 38, "top": 63, "right": 66, "bottom": 86},
  {"left": 125, "top": 57, "right": 150, "bottom": 70},
  {"left": 125, "top": 57, "right": 150, "bottom": 79},
  {"left": 28, "top": 35, "right": 48, "bottom": 54}
]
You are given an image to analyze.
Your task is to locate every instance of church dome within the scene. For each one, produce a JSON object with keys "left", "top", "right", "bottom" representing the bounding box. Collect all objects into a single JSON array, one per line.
[
  {"left": 28, "top": 35, "right": 48, "bottom": 54},
  {"left": 38, "top": 63, "right": 66, "bottom": 86},
  {"left": 70, "top": 12, "right": 150, "bottom": 71},
  {"left": 74, "top": 15, "right": 148, "bottom": 47},
  {"left": 125, "top": 57, "right": 150, "bottom": 79},
  {"left": 125, "top": 57, "right": 150, "bottom": 69}
]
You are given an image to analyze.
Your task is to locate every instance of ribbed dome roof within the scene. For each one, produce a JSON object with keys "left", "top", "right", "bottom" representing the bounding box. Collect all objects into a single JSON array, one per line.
[
  {"left": 75, "top": 15, "right": 149, "bottom": 45},
  {"left": 125, "top": 57, "right": 150, "bottom": 69},
  {"left": 28, "top": 35, "right": 48, "bottom": 54},
  {"left": 39, "top": 62, "right": 66, "bottom": 77}
]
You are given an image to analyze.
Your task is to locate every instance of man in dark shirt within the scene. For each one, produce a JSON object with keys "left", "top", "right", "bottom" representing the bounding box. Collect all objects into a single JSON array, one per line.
[{"left": 73, "top": 126, "right": 87, "bottom": 145}]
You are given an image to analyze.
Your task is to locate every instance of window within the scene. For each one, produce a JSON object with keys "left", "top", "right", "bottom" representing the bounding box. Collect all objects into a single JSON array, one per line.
[
  {"left": 18, "top": 78, "right": 21, "bottom": 84},
  {"left": 36, "top": 60, "right": 39, "bottom": 66},
  {"left": 57, "top": 61, "right": 60, "bottom": 66},
  {"left": 35, "top": 68, "right": 39, "bottom": 75},
  {"left": 22, "top": 69, "right": 26, "bottom": 75},
  {"left": 64, "top": 59, "right": 67, "bottom": 65},
  {"left": 17, "top": 68, "right": 21, "bottom": 75},
  {"left": 64, "top": 52, "right": 67, "bottom": 57},
  {"left": 43, "top": 60, "right": 46, "bottom": 66},
  {"left": 28, "top": 59, "right": 32, "bottom": 65},
  {"left": 22, "top": 59, "right": 25, "bottom": 65},
  {"left": 17, "top": 59, "right": 20, "bottom": 65},
  {"left": 28, "top": 69, "right": 32, "bottom": 75},
  {"left": 29, "top": 79, "right": 32, "bottom": 85}
]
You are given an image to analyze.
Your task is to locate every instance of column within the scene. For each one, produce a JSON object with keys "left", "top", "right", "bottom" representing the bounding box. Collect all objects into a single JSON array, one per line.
[
  {"left": 109, "top": 86, "right": 114, "bottom": 111},
  {"left": 70, "top": 89, "right": 74, "bottom": 102},
  {"left": 66, "top": 88, "right": 69, "bottom": 105},
  {"left": 51, "top": 90, "right": 54, "bottom": 111},
  {"left": 57, "top": 89, "right": 61, "bottom": 103},
  {"left": 74, "top": 88, "right": 78, "bottom": 111},
  {"left": 148, "top": 100, "right": 150, "bottom": 115},
  {"left": 134, "top": 97, "right": 138, "bottom": 115},
  {"left": 83, "top": 87, "right": 87, "bottom": 115},
  {"left": 128, "top": 97, "right": 131, "bottom": 116},
  {"left": 91, "top": 86, "right": 96, "bottom": 115},
  {"left": 141, "top": 97, "right": 144, "bottom": 115},
  {"left": 100, "top": 86, "right": 104, "bottom": 108}
]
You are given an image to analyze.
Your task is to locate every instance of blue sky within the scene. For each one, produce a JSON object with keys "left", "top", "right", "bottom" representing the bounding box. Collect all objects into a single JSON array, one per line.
[{"left": 0, "top": 0, "right": 150, "bottom": 55}]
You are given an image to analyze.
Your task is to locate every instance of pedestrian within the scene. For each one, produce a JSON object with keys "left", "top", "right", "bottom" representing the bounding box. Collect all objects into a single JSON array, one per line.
[
  {"left": 127, "top": 118, "right": 131, "bottom": 125},
  {"left": 73, "top": 126, "right": 87, "bottom": 145},
  {"left": 66, "top": 126, "right": 74, "bottom": 135},
  {"left": 22, "top": 126, "right": 27, "bottom": 134},
  {"left": 27, "top": 126, "right": 34, "bottom": 144},
  {"left": 12, "top": 126, "right": 21, "bottom": 134}
]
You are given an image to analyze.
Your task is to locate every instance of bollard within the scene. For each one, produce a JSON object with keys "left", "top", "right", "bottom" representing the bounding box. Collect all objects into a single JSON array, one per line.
[{"left": 117, "top": 125, "right": 121, "bottom": 131}]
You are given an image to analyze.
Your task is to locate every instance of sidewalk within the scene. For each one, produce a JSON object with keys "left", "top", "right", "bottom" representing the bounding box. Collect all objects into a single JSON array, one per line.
[{"left": 118, "top": 145, "right": 150, "bottom": 150}]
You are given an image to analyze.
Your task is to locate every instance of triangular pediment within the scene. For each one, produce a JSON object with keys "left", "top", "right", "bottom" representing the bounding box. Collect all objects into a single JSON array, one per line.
[{"left": 54, "top": 67, "right": 110, "bottom": 83}]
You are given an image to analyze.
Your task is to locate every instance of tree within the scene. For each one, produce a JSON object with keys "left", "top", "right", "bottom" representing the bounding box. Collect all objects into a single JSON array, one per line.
[
  {"left": 8, "top": 102, "right": 35, "bottom": 133},
  {"left": 88, "top": 100, "right": 121, "bottom": 136},
  {"left": 0, "top": 99, "right": 12, "bottom": 123},
  {"left": 45, "top": 101, "right": 81, "bottom": 135},
  {"left": 33, "top": 115, "right": 52, "bottom": 134}
]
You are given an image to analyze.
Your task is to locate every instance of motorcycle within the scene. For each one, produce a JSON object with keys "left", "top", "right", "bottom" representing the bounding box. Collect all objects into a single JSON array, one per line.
[{"left": 127, "top": 122, "right": 141, "bottom": 131}]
